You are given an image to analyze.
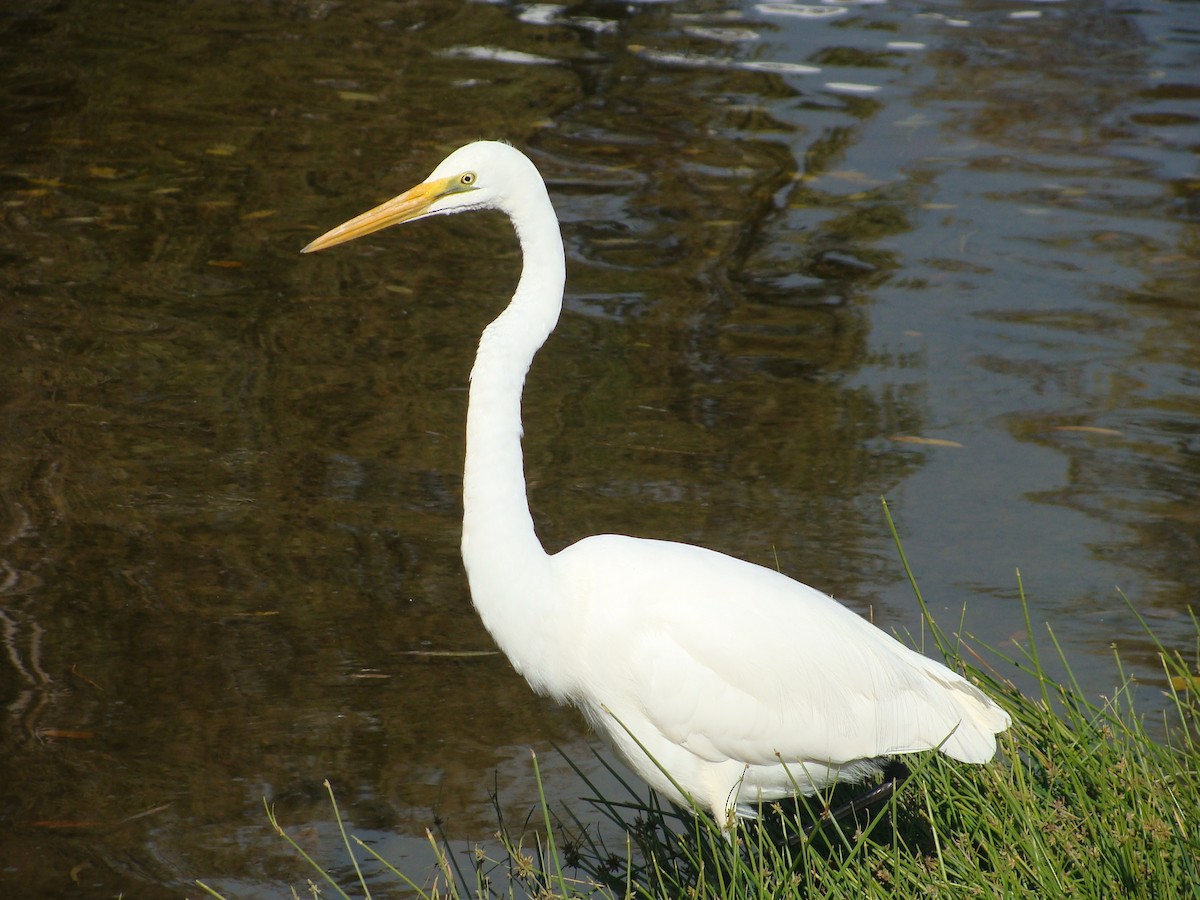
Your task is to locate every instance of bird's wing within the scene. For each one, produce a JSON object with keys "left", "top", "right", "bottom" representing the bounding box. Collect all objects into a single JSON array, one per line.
[{"left": 553, "top": 534, "right": 1004, "bottom": 768}]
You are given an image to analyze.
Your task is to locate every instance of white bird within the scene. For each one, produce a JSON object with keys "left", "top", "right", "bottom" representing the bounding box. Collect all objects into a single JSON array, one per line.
[{"left": 302, "top": 141, "right": 1010, "bottom": 828}]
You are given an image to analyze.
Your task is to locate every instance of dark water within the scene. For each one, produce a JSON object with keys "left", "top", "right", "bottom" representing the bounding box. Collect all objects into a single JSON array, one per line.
[{"left": 1, "top": 0, "right": 1197, "bottom": 895}]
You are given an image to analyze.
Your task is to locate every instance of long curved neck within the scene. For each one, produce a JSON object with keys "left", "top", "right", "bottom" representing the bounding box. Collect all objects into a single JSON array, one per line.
[{"left": 460, "top": 187, "right": 565, "bottom": 621}]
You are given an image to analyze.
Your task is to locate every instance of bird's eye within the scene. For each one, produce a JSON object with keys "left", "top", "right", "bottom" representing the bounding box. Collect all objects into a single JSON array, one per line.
[{"left": 460, "top": 172, "right": 476, "bottom": 186}]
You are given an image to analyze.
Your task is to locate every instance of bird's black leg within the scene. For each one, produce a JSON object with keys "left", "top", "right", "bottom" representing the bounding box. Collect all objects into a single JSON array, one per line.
[{"left": 799, "top": 759, "right": 911, "bottom": 841}]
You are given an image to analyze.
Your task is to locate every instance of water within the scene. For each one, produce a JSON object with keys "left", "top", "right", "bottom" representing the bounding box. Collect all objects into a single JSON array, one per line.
[{"left": 1, "top": 0, "right": 1197, "bottom": 895}]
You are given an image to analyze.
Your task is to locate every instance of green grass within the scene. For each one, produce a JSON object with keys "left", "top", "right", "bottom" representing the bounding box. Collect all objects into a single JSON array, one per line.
[{"left": 198, "top": 511, "right": 1200, "bottom": 898}]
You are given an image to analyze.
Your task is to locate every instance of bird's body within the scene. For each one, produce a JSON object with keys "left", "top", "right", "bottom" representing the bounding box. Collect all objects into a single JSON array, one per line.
[{"left": 303, "top": 141, "right": 1010, "bottom": 825}]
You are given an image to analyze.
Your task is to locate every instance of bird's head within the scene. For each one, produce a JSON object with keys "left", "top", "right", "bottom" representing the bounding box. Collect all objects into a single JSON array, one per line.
[{"left": 302, "top": 140, "right": 537, "bottom": 254}]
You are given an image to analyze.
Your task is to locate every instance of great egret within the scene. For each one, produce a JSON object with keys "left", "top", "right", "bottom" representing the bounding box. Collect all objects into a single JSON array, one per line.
[{"left": 302, "top": 141, "right": 1010, "bottom": 827}]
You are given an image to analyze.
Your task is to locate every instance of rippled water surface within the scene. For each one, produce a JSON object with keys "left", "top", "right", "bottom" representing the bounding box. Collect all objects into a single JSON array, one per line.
[{"left": 1, "top": 0, "right": 1198, "bottom": 895}]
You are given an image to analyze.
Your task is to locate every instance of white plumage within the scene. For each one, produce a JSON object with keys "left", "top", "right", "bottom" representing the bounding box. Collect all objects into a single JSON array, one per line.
[{"left": 303, "top": 141, "right": 1010, "bottom": 825}]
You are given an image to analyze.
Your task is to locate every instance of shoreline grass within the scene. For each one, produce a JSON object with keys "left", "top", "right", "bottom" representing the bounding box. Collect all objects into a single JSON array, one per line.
[{"left": 197, "top": 513, "right": 1200, "bottom": 898}]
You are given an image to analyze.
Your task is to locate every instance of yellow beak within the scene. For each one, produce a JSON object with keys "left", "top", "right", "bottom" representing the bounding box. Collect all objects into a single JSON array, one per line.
[{"left": 301, "top": 176, "right": 454, "bottom": 253}]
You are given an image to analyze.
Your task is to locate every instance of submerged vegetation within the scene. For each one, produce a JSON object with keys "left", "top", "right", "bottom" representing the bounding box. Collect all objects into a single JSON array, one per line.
[{"left": 198, "top": 518, "right": 1200, "bottom": 899}]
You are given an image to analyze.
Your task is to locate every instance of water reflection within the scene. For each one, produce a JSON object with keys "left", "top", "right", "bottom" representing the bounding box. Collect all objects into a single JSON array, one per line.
[
  {"left": 890, "top": 0, "right": 1200, "bottom": 643},
  {"left": 1, "top": 0, "right": 1198, "bottom": 895}
]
